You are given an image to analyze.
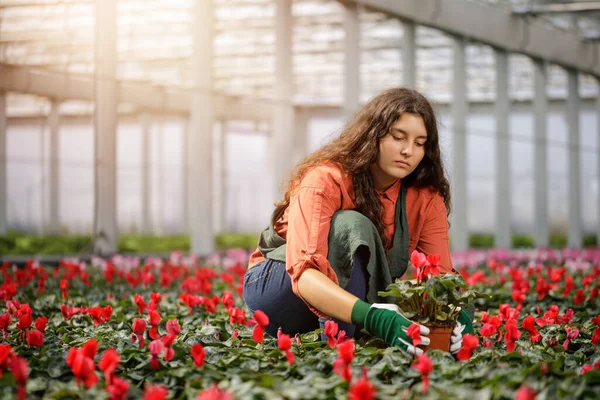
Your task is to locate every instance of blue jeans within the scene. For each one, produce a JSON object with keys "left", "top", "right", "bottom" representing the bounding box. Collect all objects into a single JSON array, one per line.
[{"left": 243, "top": 247, "right": 369, "bottom": 339}]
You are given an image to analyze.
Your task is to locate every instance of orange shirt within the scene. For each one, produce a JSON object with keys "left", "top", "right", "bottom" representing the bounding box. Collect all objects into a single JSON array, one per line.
[{"left": 248, "top": 162, "right": 453, "bottom": 316}]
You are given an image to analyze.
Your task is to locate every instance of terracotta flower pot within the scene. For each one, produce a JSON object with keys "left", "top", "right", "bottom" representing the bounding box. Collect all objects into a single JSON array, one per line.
[{"left": 422, "top": 324, "right": 455, "bottom": 352}]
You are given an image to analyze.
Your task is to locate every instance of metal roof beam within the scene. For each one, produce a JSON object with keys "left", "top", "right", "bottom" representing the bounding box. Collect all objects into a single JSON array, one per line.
[
  {"left": 0, "top": 64, "right": 272, "bottom": 120},
  {"left": 513, "top": 2, "right": 600, "bottom": 15},
  {"left": 343, "top": 0, "right": 600, "bottom": 78}
]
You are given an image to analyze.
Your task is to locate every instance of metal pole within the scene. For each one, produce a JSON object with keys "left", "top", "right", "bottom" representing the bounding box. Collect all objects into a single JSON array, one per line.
[
  {"left": 141, "top": 113, "right": 152, "bottom": 234},
  {"left": 402, "top": 20, "right": 416, "bottom": 88},
  {"left": 344, "top": 1, "right": 360, "bottom": 120},
  {"left": 566, "top": 69, "right": 582, "bottom": 248},
  {"left": 0, "top": 92, "right": 6, "bottom": 236},
  {"left": 533, "top": 59, "right": 549, "bottom": 247},
  {"left": 93, "top": 0, "right": 118, "bottom": 255},
  {"left": 189, "top": 0, "right": 215, "bottom": 254},
  {"left": 272, "top": 0, "right": 295, "bottom": 200},
  {"left": 450, "top": 36, "right": 469, "bottom": 251},
  {"left": 48, "top": 100, "right": 61, "bottom": 234},
  {"left": 494, "top": 48, "right": 511, "bottom": 249}
]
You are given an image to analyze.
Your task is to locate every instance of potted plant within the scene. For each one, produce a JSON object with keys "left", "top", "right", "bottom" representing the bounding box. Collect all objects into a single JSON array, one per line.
[{"left": 378, "top": 250, "right": 485, "bottom": 352}]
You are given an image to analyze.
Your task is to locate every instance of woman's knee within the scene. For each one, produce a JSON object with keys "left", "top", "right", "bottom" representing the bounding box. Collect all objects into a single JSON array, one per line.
[{"left": 330, "top": 210, "right": 373, "bottom": 228}]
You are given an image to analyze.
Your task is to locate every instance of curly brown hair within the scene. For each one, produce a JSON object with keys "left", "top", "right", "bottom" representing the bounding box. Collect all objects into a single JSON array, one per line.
[{"left": 274, "top": 87, "right": 451, "bottom": 248}]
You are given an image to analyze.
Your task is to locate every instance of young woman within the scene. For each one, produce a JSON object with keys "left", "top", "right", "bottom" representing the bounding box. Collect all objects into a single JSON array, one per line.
[{"left": 243, "top": 88, "right": 472, "bottom": 356}]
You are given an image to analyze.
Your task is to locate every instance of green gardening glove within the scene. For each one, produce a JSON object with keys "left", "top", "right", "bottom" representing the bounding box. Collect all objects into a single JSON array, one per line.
[
  {"left": 450, "top": 309, "right": 474, "bottom": 355},
  {"left": 458, "top": 309, "right": 474, "bottom": 334},
  {"left": 351, "top": 300, "right": 430, "bottom": 355}
]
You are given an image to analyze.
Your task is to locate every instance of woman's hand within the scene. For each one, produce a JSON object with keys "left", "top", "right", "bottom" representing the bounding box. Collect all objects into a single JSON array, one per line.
[
  {"left": 450, "top": 310, "right": 473, "bottom": 355},
  {"left": 450, "top": 321, "right": 465, "bottom": 354},
  {"left": 352, "top": 300, "right": 430, "bottom": 355}
]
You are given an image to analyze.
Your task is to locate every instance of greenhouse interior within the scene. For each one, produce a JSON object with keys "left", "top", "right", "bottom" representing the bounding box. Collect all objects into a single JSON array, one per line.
[{"left": 0, "top": 0, "right": 600, "bottom": 399}]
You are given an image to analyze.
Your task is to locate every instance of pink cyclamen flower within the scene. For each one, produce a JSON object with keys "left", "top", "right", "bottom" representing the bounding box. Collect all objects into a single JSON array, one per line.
[
  {"left": 563, "top": 326, "right": 579, "bottom": 350},
  {"left": 166, "top": 319, "right": 181, "bottom": 336},
  {"left": 149, "top": 340, "right": 164, "bottom": 370}
]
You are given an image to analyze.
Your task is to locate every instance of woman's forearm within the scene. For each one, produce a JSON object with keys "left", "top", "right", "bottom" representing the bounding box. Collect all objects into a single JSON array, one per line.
[{"left": 296, "top": 268, "right": 358, "bottom": 323}]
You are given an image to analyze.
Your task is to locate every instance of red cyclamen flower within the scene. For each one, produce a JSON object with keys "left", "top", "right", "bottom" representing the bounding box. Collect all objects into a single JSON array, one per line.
[
  {"left": 60, "top": 279, "right": 68, "bottom": 299},
  {"left": 504, "top": 319, "right": 521, "bottom": 353},
  {"left": 66, "top": 340, "right": 99, "bottom": 388},
  {"left": 35, "top": 316, "right": 48, "bottom": 333},
  {"left": 333, "top": 339, "right": 354, "bottom": 382},
  {"left": 277, "top": 329, "right": 295, "bottom": 365},
  {"left": 563, "top": 326, "right": 579, "bottom": 350},
  {"left": 426, "top": 254, "right": 441, "bottom": 276},
  {"left": 149, "top": 340, "right": 164, "bottom": 370},
  {"left": 143, "top": 384, "right": 168, "bottom": 400},
  {"left": 9, "top": 353, "right": 29, "bottom": 400},
  {"left": 456, "top": 334, "right": 479, "bottom": 361},
  {"left": 148, "top": 310, "right": 162, "bottom": 340},
  {"left": 0, "top": 343, "right": 12, "bottom": 377},
  {"left": 221, "top": 291, "right": 235, "bottom": 310},
  {"left": 252, "top": 310, "right": 269, "bottom": 344},
  {"left": 107, "top": 376, "right": 129, "bottom": 400},
  {"left": 98, "top": 348, "right": 120, "bottom": 385},
  {"left": 514, "top": 385, "right": 537, "bottom": 400},
  {"left": 521, "top": 315, "right": 541, "bottom": 343},
  {"left": 407, "top": 324, "right": 422, "bottom": 347},
  {"left": 26, "top": 330, "right": 44, "bottom": 347},
  {"left": 191, "top": 344, "right": 206, "bottom": 368},
  {"left": 197, "top": 385, "right": 234, "bottom": 400},
  {"left": 166, "top": 319, "right": 181, "bottom": 336},
  {"left": 324, "top": 320, "right": 339, "bottom": 349},
  {"left": 132, "top": 318, "right": 147, "bottom": 348},
  {"left": 348, "top": 369, "right": 376, "bottom": 400},
  {"left": 161, "top": 334, "right": 176, "bottom": 362},
  {"left": 412, "top": 353, "right": 433, "bottom": 393},
  {"left": 134, "top": 294, "right": 147, "bottom": 314}
]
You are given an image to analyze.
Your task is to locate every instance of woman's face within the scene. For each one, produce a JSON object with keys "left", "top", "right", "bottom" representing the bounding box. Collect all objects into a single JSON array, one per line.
[{"left": 370, "top": 113, "right": 428, "bottom": 190}]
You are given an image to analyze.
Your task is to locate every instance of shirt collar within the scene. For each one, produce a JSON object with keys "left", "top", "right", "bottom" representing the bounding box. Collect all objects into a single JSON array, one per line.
[{"left": 376, "top": 179, "right": 401, "bottom": 201}]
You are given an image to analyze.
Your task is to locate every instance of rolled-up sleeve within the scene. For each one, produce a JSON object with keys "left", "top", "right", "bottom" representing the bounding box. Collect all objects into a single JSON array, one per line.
[
  {"left": 416, "top": 194, "right": 454, "bottom": 274},
  {"left": 286, "top": 180, "right": 342, "bottom": 318}
]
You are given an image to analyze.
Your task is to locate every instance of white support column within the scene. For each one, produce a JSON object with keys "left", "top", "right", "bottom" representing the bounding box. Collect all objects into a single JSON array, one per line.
[
  {"left": 401, "top": 20, "right": 416, "bottom": 88},
  {"left": 566, "top": 69, "right": 582, "bottom": 248},
  {"left": 597, "top": 80, "right": 600, "bottom": 247},
  {"left": 48, "top": 100, "right": 60, "bottom": 234},
  {"left": 39, "top": 119, "right": 46, "bottom": 235},
  {"left": 272, "top": 0, "right": 295, "bottom": 199},
  {"left": 156, "top": 119, "right": 165, "bottom": 236},
  {"left": 181, "top": 119, "right": 189, "bottom": 232},
  {"left": 93, "top": 0, "right": 118, "bottom": 255},
  {"left": 0, "top": 92, "right": 6, "bottom": 236},
  {"left": 343, "top": 1, "right": 360, "bottom": 120},
  {"left": 140, "top": 113, "right": 152, "bottom": 234},
  {"left": 217, "top": 121, "right": 227, "bottom": 233},
  {"left": 495, "top": 49, "right": 511, "bottom": 249},
  {"left": 533, "top": 59, "right": 549, "bottom": 247},
  {"left": 450, "top": 36, "right": 469, "bottom": 251},
  {"left": 189, "top": 0, "right": 214, "bottom": 255},
  {"left": 292, "top": 109, "right": 309, "bottom": 166}
]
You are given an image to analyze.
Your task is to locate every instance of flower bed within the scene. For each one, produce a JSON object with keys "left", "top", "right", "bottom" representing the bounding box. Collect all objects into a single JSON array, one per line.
[{"left": 0, "top": 249, "right": 599, "bottom": 399}]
